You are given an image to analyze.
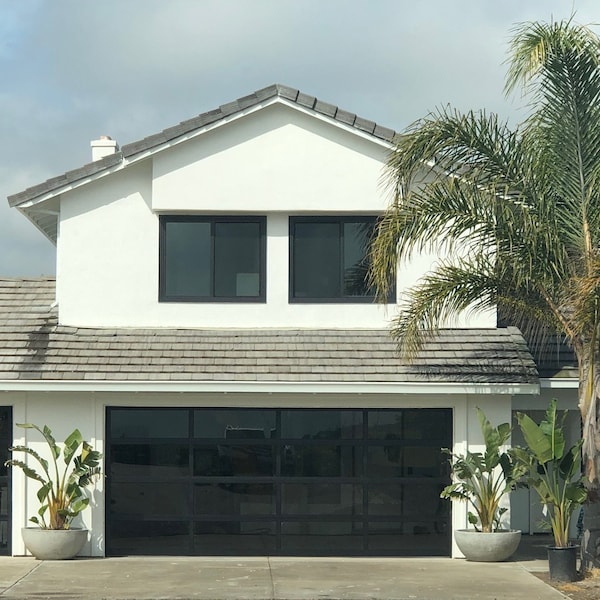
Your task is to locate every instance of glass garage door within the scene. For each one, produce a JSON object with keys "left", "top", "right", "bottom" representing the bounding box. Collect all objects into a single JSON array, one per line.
[
  {"left": 107, "top": 408, "right": 451, "bottom": 556},
  {"left": 0, "top": 407, "right": 12, "bottom": 555}
]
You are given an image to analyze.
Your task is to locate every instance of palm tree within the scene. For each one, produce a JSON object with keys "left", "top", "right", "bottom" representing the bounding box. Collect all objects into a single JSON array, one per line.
[{"left": 369, "top": 19, "right": 600, "bottom": 567}]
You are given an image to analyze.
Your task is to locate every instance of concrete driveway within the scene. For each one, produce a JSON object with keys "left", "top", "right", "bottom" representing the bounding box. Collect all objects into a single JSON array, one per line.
[{"left": 0, "top": 555, "right": 565, "bottom": 600}]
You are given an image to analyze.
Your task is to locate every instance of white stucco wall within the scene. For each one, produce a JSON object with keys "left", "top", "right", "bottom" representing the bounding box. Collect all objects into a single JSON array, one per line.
[
  {"left": 4, "top": 388, "right": 521, "bottom": 557},
  {"left": 56, "top": 102, "right": 496, "bottom": 330}
]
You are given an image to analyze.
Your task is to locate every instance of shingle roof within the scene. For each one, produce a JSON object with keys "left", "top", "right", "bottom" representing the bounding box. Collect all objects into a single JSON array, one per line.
[
  {"left": 0, "top": 278, "right": 538, "bottom": 385},
  {"left": 7, "top": 84, "right": 397, "bottom": 209}
]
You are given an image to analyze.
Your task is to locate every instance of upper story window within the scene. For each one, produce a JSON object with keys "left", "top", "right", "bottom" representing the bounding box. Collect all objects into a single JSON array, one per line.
[
  {"left": 159, "top": 216, "right": 266, "bottom": 302},
  {"left": 289, "top": 216, "right": 395, "bottom": 303}
]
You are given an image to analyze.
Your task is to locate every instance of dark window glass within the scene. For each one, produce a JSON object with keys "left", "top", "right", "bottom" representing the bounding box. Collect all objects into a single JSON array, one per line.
[
  {"left": 280, "top": 522, "right": 364, "bottom": 553},
  {"left": 367, "top": 445, "right": 445, "bottom": 478},
  {"left": 290, "top": 217, "right": 393, "bottom": 302},
  {"left": 194, "top": 445, "right": 274, "bottom": 476},
  {"left": 292, "top": 222, "right": 340, "bottom": 298},
  {"left": 194, "top": 483, "right": 274, "bottom": 516},
  {"left": 281, "top": 410, "right": 361, "bottom": 439},
  {"left": 110, "top": 409, "right": 188, "bottom": 438},
  {"left": 109, "top": 520, "right": 190, "bottom": 556},
  {"left": 282, "top": 483, "right": 363, "bottom": 515},
  {"left": 280, "top": 445, "right": 360, "bottom": 477},
  {"left": 193, "top": 409, "right": 276, "bottom": 439},
  {"left": 110, "top": 482, "right": 190, "bottom": 517},
  {"left": 367, "top": 409, "right": 452, "bottom": 441},
  {"left": 111, "top": 444, "right": 189, "bottom": 477},
  {"left": 160, "top": 216, "right": 265, "bottom": 302},
  {"left": 164, "top": 221, "right": 211, "bottom": 297},
  {"left": 194, "top": 521, "right": 276, "bottom": 554}
]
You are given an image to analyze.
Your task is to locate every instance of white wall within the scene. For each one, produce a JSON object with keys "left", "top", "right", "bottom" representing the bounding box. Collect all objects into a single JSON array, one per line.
[
  {"left": 7, "top": 393, "right": 103, "bottom": 557},
  {"left": 5, "top": 388, "right": 517, "bottom": 557},
  {"left": 56, "top": 101, "right": 496, "bottom": 330}
]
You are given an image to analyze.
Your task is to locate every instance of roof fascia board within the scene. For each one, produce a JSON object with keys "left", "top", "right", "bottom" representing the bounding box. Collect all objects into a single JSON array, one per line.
[
  {"left": 0, "top": 380, "right": 539, "bottom": 395},
  {"left": 540, "top": 378, "right": 578, "bottom": 389}
]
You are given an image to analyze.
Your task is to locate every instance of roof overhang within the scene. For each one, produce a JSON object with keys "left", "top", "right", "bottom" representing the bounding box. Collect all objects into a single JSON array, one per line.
[{"left": 0, "top": 380, "right": 540, "bottom": 395}]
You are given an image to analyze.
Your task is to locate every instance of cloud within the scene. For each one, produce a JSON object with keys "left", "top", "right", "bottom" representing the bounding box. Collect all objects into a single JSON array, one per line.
[{"left": 1, "top": 0, "right": 598, "bottom": 275}]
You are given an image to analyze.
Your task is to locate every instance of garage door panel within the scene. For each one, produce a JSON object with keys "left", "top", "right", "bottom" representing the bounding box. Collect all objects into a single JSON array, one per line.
[{"left": 107, "top": 407, "right": 451, "bottom": 556}]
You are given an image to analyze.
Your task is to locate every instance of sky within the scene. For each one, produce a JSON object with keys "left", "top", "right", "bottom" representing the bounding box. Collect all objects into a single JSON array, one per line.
[{"left": 0, "top": 0, "right": 598, "bottom": 277}]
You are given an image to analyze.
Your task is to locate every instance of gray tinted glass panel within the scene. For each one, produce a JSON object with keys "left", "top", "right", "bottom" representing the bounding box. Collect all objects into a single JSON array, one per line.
[
  {"left": 193, "top": 410, "right": 276, "bottom": 439},
  {"left": 214, "top": 222, "right": 261, "bottom": 297},
  {"left": 194, "top": 483, "right": 275, "bottom": 515},
  {"left": 110, "top": 409, "right": 189, "bottom": 438},
  {"left": 281, "top": 410, "right": 361, "bottom": 439},
  {"left": 165, "top": 221, "right": 210, "bottom": 297},
  {"left": 343, "top": 222, "right": 373, "bottom": 296},
  {"left": 293, "top": 222, "right": 340, "bottom": 298},
  {"left": 111, "top": 482, "right": 189, "bottom": 516},
  {"left": 282, "top": 484, "right": 363, "bottom": 515},
  {"left": 111, "top": 444, "right": 189, "bottom": 476}
]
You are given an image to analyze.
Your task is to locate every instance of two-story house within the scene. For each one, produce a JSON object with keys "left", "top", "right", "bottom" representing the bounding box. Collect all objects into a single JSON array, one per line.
[{"left": 0, "top": 85, "right": 579, "bottom": 558}]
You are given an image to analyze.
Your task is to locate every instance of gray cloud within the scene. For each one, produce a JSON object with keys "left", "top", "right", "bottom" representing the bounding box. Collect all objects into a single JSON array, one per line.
[{"left": 1, "top": 0, "right": 597, "bottom": 275}]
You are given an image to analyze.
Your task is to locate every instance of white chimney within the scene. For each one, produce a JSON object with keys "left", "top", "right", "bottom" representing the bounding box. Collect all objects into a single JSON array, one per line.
[{"left": 90, "top": 135, "right": 119, "bottom": 161}]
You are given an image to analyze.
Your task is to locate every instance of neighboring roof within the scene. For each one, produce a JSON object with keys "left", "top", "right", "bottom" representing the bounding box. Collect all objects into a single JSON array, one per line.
[
  {"left": 8, "top": 84, "right": 397, "bottom": 211},
  {"left": 0, "top": 278, "right": 538, "bottom": 387}
]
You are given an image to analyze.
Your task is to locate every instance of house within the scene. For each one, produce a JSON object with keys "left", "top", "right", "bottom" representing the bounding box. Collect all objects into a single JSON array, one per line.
[{"left": 0, "top": 84, "right": 580, "bottom": 558}]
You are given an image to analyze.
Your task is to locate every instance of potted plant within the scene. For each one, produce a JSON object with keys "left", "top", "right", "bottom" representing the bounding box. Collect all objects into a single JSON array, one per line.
[
  {"left": 441, "top": 407, "right": 525, "bottom": 561},
  {"left": 4, "top": 423, "right": 102, "bottom": 559},
  {"left": 512, "top": 399, "right": 588, "bottom": 582}
]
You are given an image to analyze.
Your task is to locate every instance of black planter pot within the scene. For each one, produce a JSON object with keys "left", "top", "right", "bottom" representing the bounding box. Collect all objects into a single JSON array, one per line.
[{"left": 547, "top": 545, "right": 579, "bottom": 582}]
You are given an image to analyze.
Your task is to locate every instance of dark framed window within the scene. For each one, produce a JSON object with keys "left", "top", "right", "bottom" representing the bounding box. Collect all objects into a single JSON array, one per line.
[
  {"left": 289, "top": 216, "right": 395, "bottom": 303},
  {"left": 159, "top": 216, "right": 266, "bottom": 302}
]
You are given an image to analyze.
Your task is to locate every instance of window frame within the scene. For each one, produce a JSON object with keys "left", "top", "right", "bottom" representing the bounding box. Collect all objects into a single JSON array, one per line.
[
  {"left": 288, "top": 215, "right": 395, "bottom": 304},
  {"left": 159, "top": 215, "right": 267, "bottom": 303}
]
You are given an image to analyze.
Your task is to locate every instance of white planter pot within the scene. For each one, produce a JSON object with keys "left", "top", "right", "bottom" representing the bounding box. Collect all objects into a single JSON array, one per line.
[
  {"left": 454, "top": 529, "right": 522, "bottom": 562},
  {"left": 21, "top": 527, "right": 88, "bottom": 560}
]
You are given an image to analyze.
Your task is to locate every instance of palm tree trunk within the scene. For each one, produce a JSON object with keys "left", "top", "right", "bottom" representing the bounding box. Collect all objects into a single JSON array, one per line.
[{"left": 578, "top": 355, "right": 600, "bottom": 568}]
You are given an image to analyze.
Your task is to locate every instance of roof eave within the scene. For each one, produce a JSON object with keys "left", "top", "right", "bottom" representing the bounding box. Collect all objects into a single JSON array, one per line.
[{"left": 0, "top": 380, "right": 540, "bottom": 395}]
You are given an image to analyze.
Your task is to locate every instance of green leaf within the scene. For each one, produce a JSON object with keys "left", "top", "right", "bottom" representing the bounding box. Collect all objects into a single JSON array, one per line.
[{"left": 516, "top": 412, "right": 553, "bottom": 463}]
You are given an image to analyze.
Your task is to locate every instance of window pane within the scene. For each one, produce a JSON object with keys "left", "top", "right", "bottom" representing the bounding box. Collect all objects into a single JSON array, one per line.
[
  {"left": 293, "top": 222, "right": 340, "bottom": 298},
  {"left": 281, "top": 410, "right": 361, "bottom": 439},
  {"left": 194, "top": 445, "right": 274, "bottom": 476},
  {"left": 343, "top": 222, "right": 374, "bottom": 296},
  {"left": 164, "top": 221, "right": 211, "bottom": 297},
  {"left": 111, "top": 444, "right": 190, "bottom": 477},
  {"left": 193, "top": 409, "right": 276, "bottom": 439},
  {"left": 109, "top": 520, "right": 190, "bottom": 555},
  {"left": 194, "top": 521, "right": 276, "bottom": 554},
  {"left": 281, "top": 522, "right": 364, "bottom": 554},
  {"left": 110, "top": 409, "right": 189, "bottom": 439},
  {"left": 194, "top": 483, "right": 275, "bottom": 516},
  {"left": 214, "top": 222, "right": 261, "bottom": 297},
  {"left": 281, "top": 445, "right": 360, "bottom": 477},
  {"left": 110, "top": 482, "right": 190, "bottom": 517},
  {"left": 282, "top": 483, "right": 363, "bottom": 515}
]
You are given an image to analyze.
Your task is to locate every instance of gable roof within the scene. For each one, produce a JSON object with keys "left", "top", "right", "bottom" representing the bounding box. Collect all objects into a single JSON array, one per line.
[
  {"left": 8, "top": 84, "right": 397, "bottom": 212},
  {"left": 0, "top": 278, "right": 538, "bottom": 390}
]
